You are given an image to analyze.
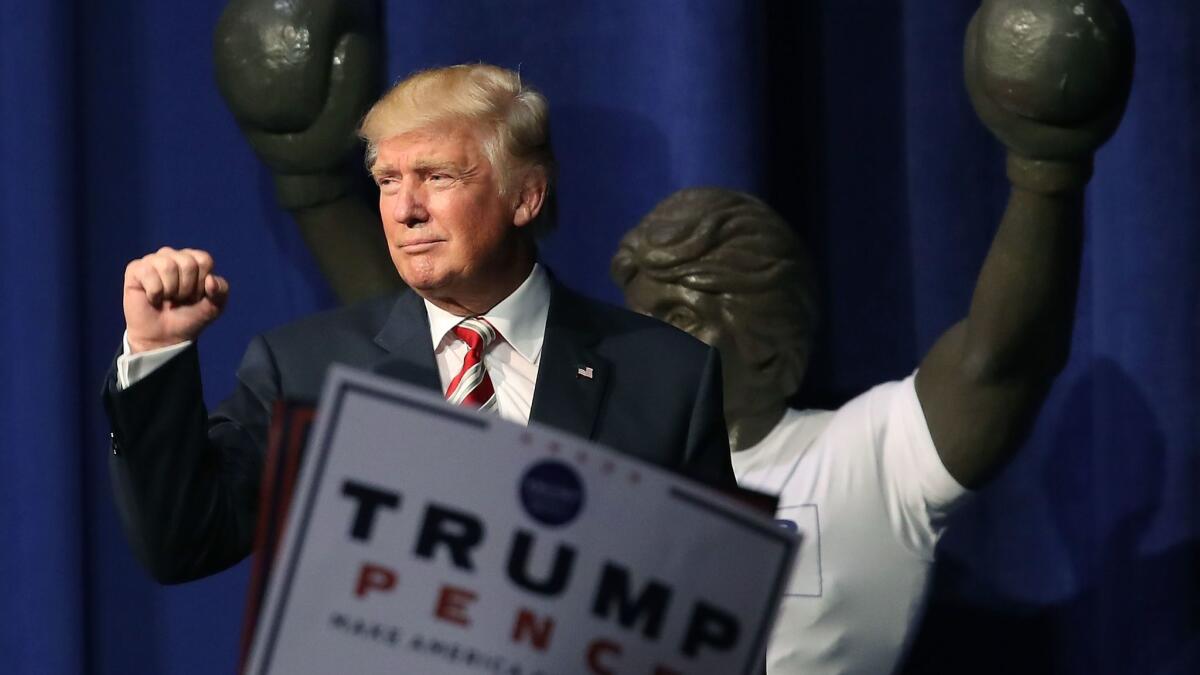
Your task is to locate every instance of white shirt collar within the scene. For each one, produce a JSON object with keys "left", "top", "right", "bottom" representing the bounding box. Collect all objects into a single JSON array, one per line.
[{"left": 423, "top": 263, "right": 550, "bottom": 364}]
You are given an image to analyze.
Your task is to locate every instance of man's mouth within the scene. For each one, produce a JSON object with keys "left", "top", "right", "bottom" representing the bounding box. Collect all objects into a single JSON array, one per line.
[{"left": 400, "top": 239, "right": 444, "bottom": 253}]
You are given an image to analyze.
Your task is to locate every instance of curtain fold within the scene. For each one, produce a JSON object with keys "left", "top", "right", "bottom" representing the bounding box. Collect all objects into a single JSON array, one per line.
[{"left": 1, "top": 2, "right": 86, "bottom": 673}]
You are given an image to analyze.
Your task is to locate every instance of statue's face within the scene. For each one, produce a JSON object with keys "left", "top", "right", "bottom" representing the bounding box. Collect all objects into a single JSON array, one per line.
[{"left": 622, "top": 274, "right": 781, "bottom": 426}]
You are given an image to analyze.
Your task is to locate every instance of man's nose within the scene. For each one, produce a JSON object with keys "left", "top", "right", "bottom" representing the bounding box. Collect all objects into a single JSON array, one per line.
[{"left": 392, "top": 181, "right": 429, "bottom": 226}]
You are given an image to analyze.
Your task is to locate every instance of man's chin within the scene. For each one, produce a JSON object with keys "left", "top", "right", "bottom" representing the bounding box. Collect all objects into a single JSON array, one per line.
[
  {"left": 396, "top": 268, "right": 447, "bottom": 294},
  {"left": 401, "top": 276, "right": 461, "bottom": 307}
]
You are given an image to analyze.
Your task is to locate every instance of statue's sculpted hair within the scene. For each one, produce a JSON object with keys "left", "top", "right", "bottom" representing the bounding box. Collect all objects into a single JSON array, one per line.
[
  {"left": 360, "top": 63, "right": 557, "bottom": 234},
  {"left": 612, "top": 187, "right": 819, "bottom": 398}
]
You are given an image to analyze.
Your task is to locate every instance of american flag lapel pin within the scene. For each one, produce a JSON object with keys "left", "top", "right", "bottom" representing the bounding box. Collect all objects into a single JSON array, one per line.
[{"left": 576, "top": 365, "right": 594, "bottom": 379}]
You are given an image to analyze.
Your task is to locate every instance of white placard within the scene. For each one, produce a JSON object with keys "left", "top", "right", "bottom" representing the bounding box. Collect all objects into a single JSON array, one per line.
[{"left": 247, "top": 365, "right": 797, "bottom": 675}]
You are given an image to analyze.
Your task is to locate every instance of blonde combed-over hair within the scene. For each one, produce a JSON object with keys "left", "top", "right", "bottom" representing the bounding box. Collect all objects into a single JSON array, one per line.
[{"left": 359, "top": 64, "right": 557, "bottom": 234}]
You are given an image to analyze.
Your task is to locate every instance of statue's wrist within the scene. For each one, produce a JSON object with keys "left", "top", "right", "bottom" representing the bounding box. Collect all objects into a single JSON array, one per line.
[
  {"left": 273, "top": 172, "right": 357, "bottom": 210},
  {"left": 1006, "top": 155, "right": 1093, "bottom": 194}
]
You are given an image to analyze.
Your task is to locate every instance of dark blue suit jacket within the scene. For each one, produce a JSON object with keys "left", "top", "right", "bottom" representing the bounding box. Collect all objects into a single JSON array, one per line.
[{"left": 105, "top": 281, "right": 733, "bottom": 583}]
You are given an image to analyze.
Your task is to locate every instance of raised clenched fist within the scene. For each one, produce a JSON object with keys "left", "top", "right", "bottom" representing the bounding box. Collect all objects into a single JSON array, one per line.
[
  {"left": 123, "top": 247, "right": 229, "bottom": 353},
  {"left": 964, "top": 0, "right": 1134, "bottom": 161}
]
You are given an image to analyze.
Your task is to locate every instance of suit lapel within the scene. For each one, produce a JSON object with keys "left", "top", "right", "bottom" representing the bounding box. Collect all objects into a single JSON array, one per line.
[
  {"left": 529, "top": 283, "right": 610, "bottom": 441},
  {"left": 369, "top": 290, "right": 443, "bottom": 394},
  {"left": 366, "top": 281, "right": 611, "bottom": 438}
]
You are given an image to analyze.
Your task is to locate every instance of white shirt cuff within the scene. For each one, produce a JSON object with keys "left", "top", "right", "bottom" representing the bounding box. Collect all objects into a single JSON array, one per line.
[{"left": 116, "top": 331, "right": 192, "bottom": 390}]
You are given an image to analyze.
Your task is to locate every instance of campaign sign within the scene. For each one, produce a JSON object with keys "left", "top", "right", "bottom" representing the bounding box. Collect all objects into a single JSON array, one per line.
[{"left": 246, "top": 366, "right": 797, "bottom": 675}]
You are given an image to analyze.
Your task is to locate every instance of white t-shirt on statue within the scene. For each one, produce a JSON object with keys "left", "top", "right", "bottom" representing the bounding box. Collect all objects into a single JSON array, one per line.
[{"left": 732, "top": 374, "right": 967, "bottom": 675}]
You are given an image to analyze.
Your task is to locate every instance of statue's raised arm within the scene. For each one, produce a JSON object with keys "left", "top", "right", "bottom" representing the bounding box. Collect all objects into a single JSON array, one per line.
[
  {"left": 213, "top": 0, "right": 400, "bottom": 302},
  {"left": 916, "top": 0, "right": 1134, "bottom": 487},
  {"left": 610, "top": 3, "right": 1135, "bottom": 671}
]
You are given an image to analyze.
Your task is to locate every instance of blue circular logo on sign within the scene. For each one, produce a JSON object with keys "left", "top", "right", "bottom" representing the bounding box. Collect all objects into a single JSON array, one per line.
[{"left": 519, "top": 460, "right": 585, "bottom": 527}]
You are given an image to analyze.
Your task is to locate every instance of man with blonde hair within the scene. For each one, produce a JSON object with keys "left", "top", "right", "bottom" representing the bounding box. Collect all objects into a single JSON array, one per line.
[
  {"left": 104, "top": 63, "right": 733, "bottom": 583},
  {"left": 359, "top": 64, "right": 557, "bottom": 238}
]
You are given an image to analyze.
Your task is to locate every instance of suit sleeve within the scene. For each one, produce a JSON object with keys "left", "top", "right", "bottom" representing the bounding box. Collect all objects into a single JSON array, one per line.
[
  {"left": 681, "top": 345, "right": 737, "bottom": 490},
  {"left": 103, "top": 336, "right": 279, "bottom": 583}
]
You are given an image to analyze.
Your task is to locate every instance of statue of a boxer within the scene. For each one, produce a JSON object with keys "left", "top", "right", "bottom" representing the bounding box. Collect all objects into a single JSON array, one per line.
[{"left": 613, "top": 1, "right": 1133, "bottom": 672}]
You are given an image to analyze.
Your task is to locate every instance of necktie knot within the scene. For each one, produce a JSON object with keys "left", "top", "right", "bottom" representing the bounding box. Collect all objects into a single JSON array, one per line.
[
  {"left": 445, "top": 317, "right": 499, "bottom": 411},
  {"left": 453, "top": 317, "right": 497, "bottom": 353}
]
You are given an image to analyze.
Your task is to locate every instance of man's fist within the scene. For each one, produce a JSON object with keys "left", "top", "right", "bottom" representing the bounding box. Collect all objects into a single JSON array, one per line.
[{"left": 123, "top": 247, "right": 229, "bottom": 353}]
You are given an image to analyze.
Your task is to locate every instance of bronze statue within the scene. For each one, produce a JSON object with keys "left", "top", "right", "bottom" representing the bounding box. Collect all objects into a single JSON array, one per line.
[
  {"left": 213, "top": 0, "right": 399, "bottom": 302},
  {"left": 613, "top": 0, "right": 1133, "bottom": 672}
]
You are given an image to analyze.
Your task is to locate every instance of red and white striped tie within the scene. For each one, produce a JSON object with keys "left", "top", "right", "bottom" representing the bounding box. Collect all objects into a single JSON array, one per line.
[{"left": 444, "top": 317, "right": 499, "bottom": 412}]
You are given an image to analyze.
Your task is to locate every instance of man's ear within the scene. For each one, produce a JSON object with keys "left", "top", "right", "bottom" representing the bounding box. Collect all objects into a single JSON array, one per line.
[{"left": 512, "top": 169, "right": 548, "bottom": 228}]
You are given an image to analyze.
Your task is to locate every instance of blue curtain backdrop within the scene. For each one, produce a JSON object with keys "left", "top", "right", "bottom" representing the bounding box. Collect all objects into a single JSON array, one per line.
[{"left": 1, "top": 1, "right": 1196, "bottom": 673}]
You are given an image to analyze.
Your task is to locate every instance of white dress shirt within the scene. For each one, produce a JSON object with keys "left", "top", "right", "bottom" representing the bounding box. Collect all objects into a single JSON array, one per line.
[
  {"left": 424, "top": 264, "right": 548, "bottom": 424},
  {"left": 117, "top": 264, "right": 551, "bottom": 426}
]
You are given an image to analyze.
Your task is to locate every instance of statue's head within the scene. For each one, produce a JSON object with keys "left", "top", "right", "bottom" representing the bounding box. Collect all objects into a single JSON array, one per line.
[{"left": 611, "top": 188, "right": 818, "bottom": 450}]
